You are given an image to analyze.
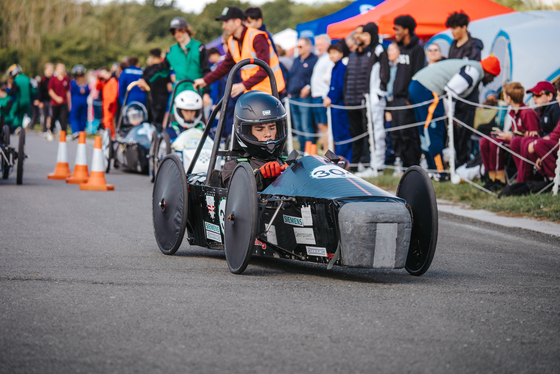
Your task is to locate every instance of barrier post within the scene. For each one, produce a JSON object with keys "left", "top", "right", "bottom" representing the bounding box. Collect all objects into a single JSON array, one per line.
[
  {"left": 447, "top": 93, "right": 456, "bottom": 182},
  {"left": 327, "top": 106, "right": 334, "bottom": 152},
  {"left": 553, "top": 139, "right": 560, "bottom": 196},
  {"left": 364, "top": 94, "right": 378, "bottom": 176},
  {"left": 284, "top": 98, "right": 294, "bottom": 153}
]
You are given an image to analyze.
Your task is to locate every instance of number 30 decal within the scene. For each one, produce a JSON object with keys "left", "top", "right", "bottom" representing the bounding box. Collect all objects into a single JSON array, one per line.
[{"left": 310, "top": 165, "right": 358, "bottom": 179}]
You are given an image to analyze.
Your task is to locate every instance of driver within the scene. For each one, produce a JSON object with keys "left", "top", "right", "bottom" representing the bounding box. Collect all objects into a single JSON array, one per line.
[
  {"left": 123, "top": 102, "right": 148, "bottom": 127},
  {"left": 166, "top": 90, "right": 204, "bottom": 142},
  {"left": 222, "top": 90, "right": 288, "bottom": 190}
]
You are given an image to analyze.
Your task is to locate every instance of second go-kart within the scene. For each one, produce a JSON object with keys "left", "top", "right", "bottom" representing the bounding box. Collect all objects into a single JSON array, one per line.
[
  {"left": 152, "top": 58, "right": 438, "bottom": 276},
  {"left": 0, "top": 124, "right": 26, "bottom": 185},
  {"left": 103, "top": 82, "right": 156, "bottom": 174}
]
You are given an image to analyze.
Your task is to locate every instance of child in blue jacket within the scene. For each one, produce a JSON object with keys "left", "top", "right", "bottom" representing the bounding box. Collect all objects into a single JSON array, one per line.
[
  {"left": 69, "top": 65, "right": 90, "bottom": 137},
  {"left": 323, "top": 44, "right": 352, "bottom": 162}
]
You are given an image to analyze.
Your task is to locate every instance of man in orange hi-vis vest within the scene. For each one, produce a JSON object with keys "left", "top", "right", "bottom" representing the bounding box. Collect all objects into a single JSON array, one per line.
[{"left": 193, "top": 6, "right": 285, "bottom": 98}]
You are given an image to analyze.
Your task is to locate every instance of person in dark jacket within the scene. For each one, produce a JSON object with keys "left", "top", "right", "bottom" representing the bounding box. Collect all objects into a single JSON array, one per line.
[
  {"left": 287, "top": 37, "right": 318, "bottom": 150},
  {"left": 445, "top": 11, "right": 485, "bottom": 166},
  {"left": 390, "top": 15, "right": 425, "bottom": 168},
  {"left": 323, "top": 43, "right": 352, "bottom": 161},
  {"left": 146, "top": 48, "right": 172, "bottom": 131},
  {"left": 446, "top": 12, "right": 483, "bottom": 61},
  {"left": 526, "top": 81, "right": 560, "bottom": 135},
  {"left": 36, "top": 63, "right": 54, "bottom": 139},
  {"left": 344, "top": 23, "right": 388, "bottom": 171}
]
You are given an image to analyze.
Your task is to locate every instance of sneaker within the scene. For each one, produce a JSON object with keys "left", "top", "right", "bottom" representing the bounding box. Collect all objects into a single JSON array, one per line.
[
  {"left": 46, "top": 130, "right": 54, "bottom": 141},
  {"left": 432, "top": 172, "right": 450, "bottom": 182},
  {"left": 355, "top": 167, "right": 378, "bottom": 178},
  {"left": 71, "top": 133, "right": 79, "bottom": 141},
  {"left": 357, "top": 162, "right": 366, "bottom": 172},
  {"left": 14, "top": 127, "right": 21, "bottom": 135}
]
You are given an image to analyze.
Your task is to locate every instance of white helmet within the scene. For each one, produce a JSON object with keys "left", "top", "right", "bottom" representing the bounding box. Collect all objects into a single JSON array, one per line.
[{"left": 173, "top": 90, "right": 203, "bottom": 128}]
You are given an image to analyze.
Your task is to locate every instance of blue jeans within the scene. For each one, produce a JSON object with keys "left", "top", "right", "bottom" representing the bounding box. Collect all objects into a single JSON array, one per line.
[
  {"left": 409, "top": 80, "right": 446, "bottom": 172},
  {"left": 290, "top": 96, "right": 315, "bottom": 150}
]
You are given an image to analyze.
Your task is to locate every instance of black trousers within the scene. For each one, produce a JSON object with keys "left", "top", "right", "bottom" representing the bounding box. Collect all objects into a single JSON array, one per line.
[
  {"left": 41, "top": 101, "right": 52, "bottom": 132},
  {"left": 454, "top": 89, "right": 478, "bottom": 167},
  {"left": 51, "top": 104, "right": 69, "bottom": 133},
  {"left": 388, "top": 97, "right": 421, "bottom": 167},
  {"left": 347, "top": 106, "right": 370, "bottom": 167}
]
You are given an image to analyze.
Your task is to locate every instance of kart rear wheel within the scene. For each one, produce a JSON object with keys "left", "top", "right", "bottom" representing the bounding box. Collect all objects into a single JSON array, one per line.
[
  {"left": 16, "top": 128, "right": 25, "bottom": 185},
  {"left": 152, "top": 154, "right": 188, "bottom": 255},
  {"left": 224, "top": 162, "right": 258, "bottom": 274},
  {"left": 102, "top": 128, "right": 113, "bottom": 173},
  {"left": 2, "top": 125, "right": 9, "bottom": 146},
  {"left": 148, "top": 129, "right": 158, "bottom": 183},
  {"left": 397, "top": 166, "right": 438, "bottom": 276}
]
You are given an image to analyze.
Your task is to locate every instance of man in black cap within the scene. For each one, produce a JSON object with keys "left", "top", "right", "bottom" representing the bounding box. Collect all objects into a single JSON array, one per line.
[
  {"left": 389, "top": 14, "right": 425, "bottom": 168},
  {"left": 138, "top": 16, "right": 211, "bottom": 109},
  {"left": 193, "top": 7, "right": 285, "bottom": 98}
]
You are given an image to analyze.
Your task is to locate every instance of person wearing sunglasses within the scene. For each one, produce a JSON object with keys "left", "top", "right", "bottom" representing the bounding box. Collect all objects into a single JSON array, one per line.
[
  {"left": 527, "top": 81, "right": 560, "bottom": 136},
  {"left": 426, "top": 44, "right": 444, "bottom": 66},
  {"left": 138, "top": 17, "right": 211, "bottom": 108}
]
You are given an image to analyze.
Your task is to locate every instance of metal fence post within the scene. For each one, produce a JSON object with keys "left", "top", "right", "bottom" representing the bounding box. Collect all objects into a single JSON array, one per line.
[
  {"left": 327, "top": 106, "right": 334, "bottom": 152},
  {"left": 447, "top": 93, "right": 457, "bottom": 182},
  {"left": 284, "top": 98, "right": 294, "bottom": 153},
  {"left": 553, "top": 139, "right": 560, "bottom": 196},
  {"left": 364, "top": 94, "right": 378, "bottom": 176}
]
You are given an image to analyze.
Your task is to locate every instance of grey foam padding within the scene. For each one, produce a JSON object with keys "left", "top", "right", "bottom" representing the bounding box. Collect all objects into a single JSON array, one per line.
[{"left": 338, "top": 201, "right": 412, "bottom": 269}]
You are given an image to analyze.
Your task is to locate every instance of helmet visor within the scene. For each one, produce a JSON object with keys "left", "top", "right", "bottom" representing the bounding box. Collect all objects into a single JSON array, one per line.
[{"left": 239, "top": 117, "right": 286, "bottom": 144}]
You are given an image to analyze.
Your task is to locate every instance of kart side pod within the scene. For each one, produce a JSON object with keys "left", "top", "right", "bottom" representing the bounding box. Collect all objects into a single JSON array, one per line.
[{"left": 338, "top": 202, "right": 412, "bottom": 269}]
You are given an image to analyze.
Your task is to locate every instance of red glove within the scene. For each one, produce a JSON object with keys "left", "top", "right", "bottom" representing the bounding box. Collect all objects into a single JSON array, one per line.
[{"left": 259, "top": 162, "right": 288, "bottom": 179}]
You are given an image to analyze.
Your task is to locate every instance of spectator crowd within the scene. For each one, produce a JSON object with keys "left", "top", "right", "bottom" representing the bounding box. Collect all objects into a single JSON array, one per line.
[{"left": 1, "top": 7, "right": 559, "bottom": 193}]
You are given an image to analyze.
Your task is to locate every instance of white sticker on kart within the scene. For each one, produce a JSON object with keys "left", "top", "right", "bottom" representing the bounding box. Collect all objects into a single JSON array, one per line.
[
  {"left": 205, "top": 221, "right": 220, "bottom": 234},
  {"left": 266, "top": 225, "right": 278, "bottom": 246},
  {"left": 283, "top": 215, "right": 303, "bottom": 227},
  {"left": 293, "top": 227, "right": 316, "bottom": 245},
  {"left": 301, "top": 206, "right": 313, "bottom": 226},
  {"left": 306, "top": 246, "right": 327, "bottom": 257},
  {"left": 218, "top": 198, "right": 227, "bottom": 233},
  {"left": 310, "top": 165, "right": 358, "bottom": 179},
  {"left": 206, "top": 230, "right": 222, "bottom": 243}
]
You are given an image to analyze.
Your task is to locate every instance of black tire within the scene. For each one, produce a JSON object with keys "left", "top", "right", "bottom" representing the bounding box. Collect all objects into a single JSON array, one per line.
[
  {"left": 152, "top": 154, "right": 188, "bottom": 255},
  {"left": 16, "top": 128, "right": 25, "bottom": 185},
  {"left": 102, "top": 128, "right": 113, "bottom": 173},
  {"left": 155, "top": 131, "right": 171, "bottom": 177},
  {"left": 396, "top": 166, "right": 438, "bottom": 276},
  {"left": 148, "top": 130, "right": 158, "bottom": 183},
  {"left": 224, "top": 162, "right": 258, "bottom": 274},
  {"left": 2, "top": 125, "right": 9, "bottom": 146}
]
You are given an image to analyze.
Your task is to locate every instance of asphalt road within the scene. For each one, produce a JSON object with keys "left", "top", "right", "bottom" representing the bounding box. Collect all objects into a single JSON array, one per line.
[{"left": 1, "top": 131, "right": 559, "bottom": 374}]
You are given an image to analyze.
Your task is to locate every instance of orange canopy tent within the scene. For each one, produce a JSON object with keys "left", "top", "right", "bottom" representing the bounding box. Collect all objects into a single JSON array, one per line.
[{"left": 327, "top": 0, "right": 515, "bottom": 40}]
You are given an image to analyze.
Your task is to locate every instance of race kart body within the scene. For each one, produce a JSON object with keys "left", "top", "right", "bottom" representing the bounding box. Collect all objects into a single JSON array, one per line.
[
  {"left": 0, "top": 124, "right": 25, "bottom": 184},
  {"left": 152, "top": 59, "right": 438, "bottom": 276}
]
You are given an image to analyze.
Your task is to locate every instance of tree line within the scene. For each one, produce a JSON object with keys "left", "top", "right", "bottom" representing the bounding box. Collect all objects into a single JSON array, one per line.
[{"left": 0, "top": 0, "right": 551, "bottom": 78}]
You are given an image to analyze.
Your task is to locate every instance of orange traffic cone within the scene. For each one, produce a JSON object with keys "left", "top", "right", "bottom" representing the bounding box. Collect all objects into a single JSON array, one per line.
[
  {"left": 67, "top": 132, "right": 89, "bottom": 184},
  {"left": 80, "top": 136, "right": 114, "bottom": 191},
  {"left": 309, "top": 144, "right": 318, "bottom": 155},
  {"left": 304, "top": 141, "right": 312, "bottom": 155},
  {"left": 47, "top": 131, "right": 71, "bottom": 180}
]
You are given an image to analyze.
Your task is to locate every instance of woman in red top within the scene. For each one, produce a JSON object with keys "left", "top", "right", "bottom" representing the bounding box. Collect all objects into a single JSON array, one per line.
[
  {"left": 47, "top": 63, "right": 71, "bottom": 135},
  {"left": 479, "top": 82, "right": 539, "bottom": 186}
]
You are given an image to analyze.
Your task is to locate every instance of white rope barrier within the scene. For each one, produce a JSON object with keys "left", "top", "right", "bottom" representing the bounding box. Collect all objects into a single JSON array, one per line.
[
  {"left": 335, "top": 131, "right": 369, "bottom": 145},
  {"left": 454, "top": 95, "right": 559, "bottom": 111}
]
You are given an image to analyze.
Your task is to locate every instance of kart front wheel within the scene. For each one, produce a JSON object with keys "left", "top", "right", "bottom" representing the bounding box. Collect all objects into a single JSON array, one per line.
[
  {"left": 397, "top": 166, "right": 438, "bottom": 276},
  {"left": 152, "top": 154, "right": 188, "bottom": 255},
  {"left": 16, "top": 128, "right": 25, "bottom": 185},
  {"left": 224, "top": 162, "right": 258, "bottom": 274}
]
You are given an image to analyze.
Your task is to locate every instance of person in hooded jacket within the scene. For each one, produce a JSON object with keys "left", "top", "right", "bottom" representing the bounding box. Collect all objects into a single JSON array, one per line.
[
  {"left": 390, "top": 15, "right": 425, "bottom": 168},
  {"left": 344, "top": 23, "right": 388, "bottom": 171}
]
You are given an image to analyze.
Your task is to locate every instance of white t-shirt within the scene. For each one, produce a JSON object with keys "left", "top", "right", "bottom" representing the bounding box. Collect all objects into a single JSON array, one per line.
[{"left": 310, "top": 52, "right": 334, "bottom": 99}]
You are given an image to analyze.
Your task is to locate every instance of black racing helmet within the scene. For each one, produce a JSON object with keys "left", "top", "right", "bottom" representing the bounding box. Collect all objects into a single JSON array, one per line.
[{"left": 234, "top": 91, "right": 287, "bottom": 160}]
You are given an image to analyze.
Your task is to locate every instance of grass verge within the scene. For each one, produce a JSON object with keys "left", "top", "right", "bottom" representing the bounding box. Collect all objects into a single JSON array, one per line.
[{"left": 364, "top": 171, "right": 560, "bottom": 223}]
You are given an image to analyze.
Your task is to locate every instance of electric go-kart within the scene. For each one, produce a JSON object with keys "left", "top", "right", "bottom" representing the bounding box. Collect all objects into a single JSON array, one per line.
[
  {"left": 148, "top": 79, "right": 214, "bottom": 182},
  {"left": 0, "top": 124, "right": 25, "bottom": 184},
  {"left": 152, "top": 59, "right": 438, "bottom": 276},
  {"left": 103, "top": 82, "right": 156, "bottom": 174}
]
